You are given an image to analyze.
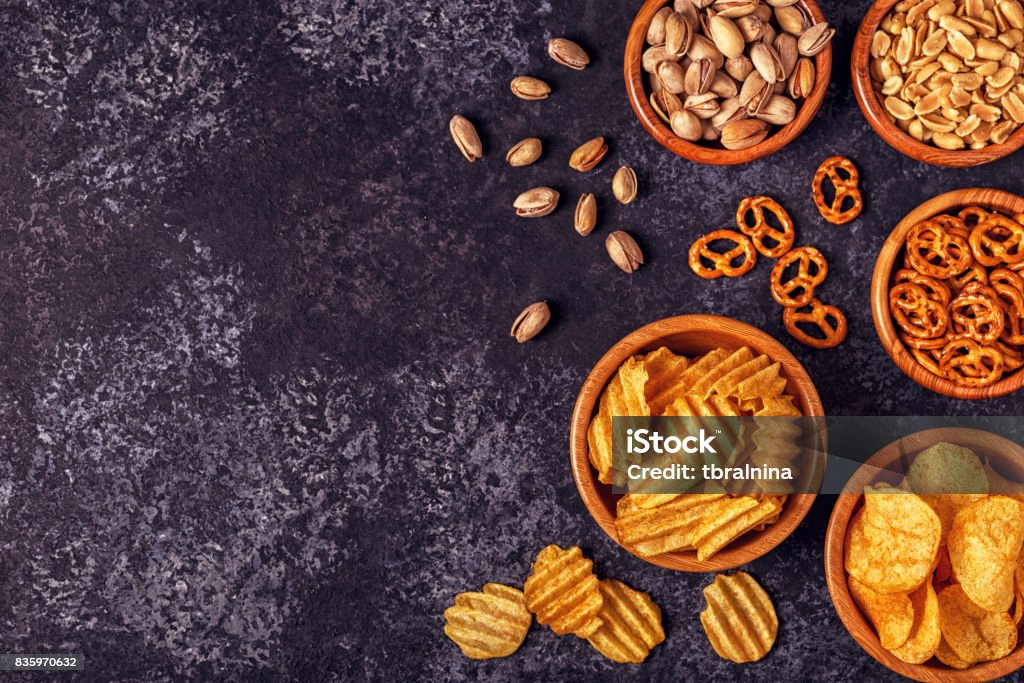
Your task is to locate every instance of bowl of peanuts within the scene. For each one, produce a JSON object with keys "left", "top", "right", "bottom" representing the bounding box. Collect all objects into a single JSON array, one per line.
[
  {"left": 871, "top": 187, "right": 1024, "bottom": 398},
  {"left": 852, "top": 0, "right": 1024, "bottom": 167}
]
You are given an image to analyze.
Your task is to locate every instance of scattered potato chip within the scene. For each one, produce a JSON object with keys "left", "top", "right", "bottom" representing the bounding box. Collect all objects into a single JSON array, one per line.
[
  {"left": 845, "top": 486, "right": 940, "bottom": 594},
  {"left": 948, "top": 496, "right": 1024, "bottom": 613},
  {"left": 700, "top": 572, "right": 778, "bottom": 663},
  {"left": 696, "top": 496, "right": 782, "bottom": 561},
  {"left": 642, "top": 347, "right": 692, "bottom": 415},
  {"left": 889, "top": 582, "right": 941, "bottom": 664},
  {"left": 523, "top": 545, "right": 603, "bottom": 637},
  {"left": 586, "top": 579, "right": 665, "bottom": 663},
  {"left": 615, "top": 493, "right": 730, "bottom": 557},
  {"left": 906, "top": 443, "right": 988, "bottom": 495},
  {"left": 937, "top": 584, "right": 1017, "bottom": 665},
  {"left": 848, "top": 577, "right": 913, "bottom": 650},
  {"left": 444, "top": 583, "right": 532, "bottom": 659}
]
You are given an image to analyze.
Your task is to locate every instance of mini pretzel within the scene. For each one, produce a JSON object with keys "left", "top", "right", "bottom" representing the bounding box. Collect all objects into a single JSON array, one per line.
[
  {"left": 735, "top": 196, "right": 795, "bottom": 258},
  {"left": 933, "top": 213, "right": 970, "bottom": 240},
  {"left": 996, "top": 339, "right": 1024, "bottom": 371},
  {"left": 938, "top": 337, "right": 1004, "bottom": 387},
  {"left": 911, "top": 348, "right": 948, "bottom": 378},
  {"left": 769, "top": 246, "right": 828, "bottom": 307},
  {"left": 889, "top": 282, "right": 949, "bottom": 339},
  {"left": 899, "top": 331, "right": 947, "bottom": 350},
  {"left": 893, "top": 270, "right": 951, "bottom": 306},
  {"left": 905, "top": 220, "right": 973, "bottom": 279},
  {"left": 949, "top": 283, "right": 1005, "bottom": 344},
  {"left": 688, "top": 229, "right": 757, "bottom": 279},
  {"left": 958, "top": 206, "right": 990, "bottom": 228},
  {"left": 783, "top": 298, "right": 847, "bottom": 349},
  {"left": 993, "top": 281, "right": 1024, "bottom": 345},
  {"left": 947, "top": 262, "right": 988, "bottom": 293},
  {"left": 969, "top": 215, "right": 1024, "bottom": 266},
  {"left": 991, "top": 268, "right": 1024, "bottom": 295},
  {"left": 811, "top": 156, "right": 862, "bottom": 225}
]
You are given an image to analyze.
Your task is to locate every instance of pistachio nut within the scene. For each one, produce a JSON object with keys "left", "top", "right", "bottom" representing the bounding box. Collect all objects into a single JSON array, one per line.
[
  {"left": 510, "top": 76, "right": 551, "bottom": 100},
  {"left": 739, "top": 71, "right": 773, "bottom": 114},
  {"left": 510, "top": 301, "right": 551, "bottom": 343},
  {"left": 798, "top": 22, "right": 835, "bottom": 56},
  {"left": 709, "top": 72, "right": 739, "bottom": 98},
  {"left": 605, "top": 230, "right": 644, "bottom": 273},
  {"left": 569, "top": 136, "right": 608, "bottom": 172},
  {"left": 574, "top": 193, "right": 597, "bottom": 235},
  {"left": 713, "top": 0, "right": 758, "bottom": 19},
  {"left": 709, "top": 15, "right": 746, "bottom": 58},
  {"left": 702, "top": 119, "right": 721, "bottom": 140},
  {"left": 720, "top": 118, "right": 770, "bottom": 149},
  {"left": 513, "top": 187, "right": 560, "bottom": 217},
  {"left": 648, "top": 6, "right": 673, "bottom": 44},
  {"left": 547, "top": 38, "right": 590, "bottom": 70},
  {"left": 671, "top": 108, "right": 704, "bottom": 140},
  {"left": 643, "top": 44, "right": 677, "bottom": 73},
  {"left": 666, "top": 11, "right": 695, "bottom": 56},
  {"left": 658, "top": 60, "right": 689, "bottom": 94},
  {"left": 756, "top": 94, "right": 797, "bottom": 125},
  {"left": 685, "top": 92, "right": 722, "bottom": 118},
  {"left": 449, "top": 115, "right": 482, "bottom": 162},
  {"left": 612, "top": 166, "right": 639, "bottom": 205},
  {"left": 651, "top": 90, "right": 684, "bottom": 122},
  {"left": 688, "top": 34, "right": 726, "bottom": 68},
  {"left": 750, "top": 42, "right": 786, "bottom": 83},
  {"left": 736, "top": 15, "right": 765, "bottom": 42},
  {"left": 685, "top": 58, "right": 718, "bottom": 94},
  {"left": 505, "top": 137, "right": 542, "bottom": 167},
  {"left": 788, "top": 57, "right": 815, "bottom": 99},
  {"left": 710, "top": 96, "right": 748, "bottom": 129},
  {"left": 774, "top": 5, "right": 807, "bottom": 35},
  {"left": 725, "top": 55, "right": 755, "bottom": 81},
  {"left": 774, "top": 33, "right": 799, "bottom": 77}
]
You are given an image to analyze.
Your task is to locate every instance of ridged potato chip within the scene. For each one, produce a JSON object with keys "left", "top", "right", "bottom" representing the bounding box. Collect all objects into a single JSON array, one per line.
[
  {"left": 937, "top": 584, "right": 1017, "bottom": 665},
  {"left": 615, "top": 493, "right": 730, "bottom": 557},
  {"left": 523, "top": 545, "right": 604, "bottom": 637},
  {"left": 906, "top": 443, "right": 988, "bottom": 495},
  {"left": 695, "top": 496, "right": 782, "bottom": 561},
  {"left": 889, "top": 582, "right": 941, "bottom": 664},
  {"left": 444, "top": 583, "right": 532, "bottom": 659},
  {"left": 948, "top": 496, "right": 1024, "bottom": 613},
  {"left": 618, "top": 356, "right": 651, "bottom": 417},
  {"left": 705, "top": 354, "right": 769, "bottom": 399},
  {"left": 700, "top": 572, "right": 778, "bottom": 663},
  {"left": 755, "top": 396, "right": 801, "bottom": 416},
  {"left": 844, "top": 485, "right": 940, "bottom": 594},
  {"left": 587, "top": 373, "right": 629, "bottom": 485},
  {"left": 586, "top": 579, "right": 665, "bottom": 663},
  {"left": 848, "top": 576, "right": 913, "bottom": 650},
  {"left": 642, "top": 347, "right": 692, "bottom": 415},
  {"left": 734, "top": 362, "right": 787, "bottom": 405}
]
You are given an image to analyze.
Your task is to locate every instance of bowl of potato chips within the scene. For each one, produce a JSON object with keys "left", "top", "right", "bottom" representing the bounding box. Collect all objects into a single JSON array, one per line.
[
  {"left": 825, "top": 429, "right": 1024, "bottom": 681},
  {"left": 569, "top": 314, "right": 826, "bottom": 571}
]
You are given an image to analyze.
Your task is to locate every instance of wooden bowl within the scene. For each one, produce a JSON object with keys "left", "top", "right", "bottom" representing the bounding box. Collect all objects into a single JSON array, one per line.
[
  {"left": 852, "top": 0, "right": 1024, "bottom": 168},
  {"left": 824, "top": 427, "right": 1024, "bottom": 682},
  {"left": 624, "top": 0, "right": 833, "bottom": 166},
  {"left": 569, "top": 314, "right": 825, "bottom": 571},
  {"left": 870, "top": 187, "right": 1024, "bottom": 400}
]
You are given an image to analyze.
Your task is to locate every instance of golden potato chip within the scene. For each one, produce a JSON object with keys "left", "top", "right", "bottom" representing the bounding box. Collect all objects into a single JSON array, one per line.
[
  {"left": 917, "top": 494, "right": 987, "bottom": 546},
  {"left": 523, "top": 545, "right": 603, "bottom": 637},
  {"left": 984, "top": 460, "right": 1024, "bottom": 503},
  {"left": 934, "top": 546, "right": 954, "bottom": 587},
  {"left": 629, "top": 493, "right": 682, "bottom": 509},
  {"left": 700, "top": 572, "right": 777, "bottom": 663},
  {"left": 734, "top": 362, "right": 787, "bottom": 405},
  {"left": 706, "top": 355, "right": 770, "bottom": 399},
  {"left": 848, "top": 577, "right": 913, "bottom": 650},
  {"left": 615, "top": 493, "right": 729, "bottom": 557},
  {"left": 586, "top": 579, "right": 665, "bottom": 664},
  {"left": 587, "top": 374, "right": 628, "bottom": 485},
  {"left": 689, "top": 347, "right": 755, "bottom": 397},
  {"left": 678, "top": 348, "right": 730, "bottom": 390},
  {"left": 889, "top": 581, "right": 941, "bottom": 664},
  {"left": 845, "top": 486, "right": 941, "bottom": 594},
  {"left": 755, "top": 396, "right": 802, "bottom": 416},
  {"left": 696, "top": 496, "right": 782, "bottom": 561},
  {"left": 665, "top": 394, "right": 737, "bottom": 417},
  {"left": 948, "top": 496, "right": 1024, "bottom": 613},
  {"left": 935, "top": 636, "right": 972, "bottom": 669},
  {"left": 618, "top": 356, "right": 650, "bottom": 417},
  {"left": 443, "top": 583, "right": 532, "bottom": 659},
  {"left": 937, "top": 584, "right": 1017, "bottom": 664},
  {"left": 1015, "top": 552, "right": 1024, "bottom": 626},
  {"left": 642, "top": 347, "right": 691, "bottom": 415},
  {"left": 906, "top": 443, "right": 988, "bottom": 495}
]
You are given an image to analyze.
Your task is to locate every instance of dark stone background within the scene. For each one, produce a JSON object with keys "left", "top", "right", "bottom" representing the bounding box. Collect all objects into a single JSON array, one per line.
[{"left": 0, "top": 0, "right": 1021, "bottom": 681}]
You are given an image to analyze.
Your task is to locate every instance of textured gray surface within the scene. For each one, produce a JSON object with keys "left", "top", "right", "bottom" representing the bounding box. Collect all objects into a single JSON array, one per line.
[{"left": 0, "top": 0, "right": 1022, "bottom": 681}]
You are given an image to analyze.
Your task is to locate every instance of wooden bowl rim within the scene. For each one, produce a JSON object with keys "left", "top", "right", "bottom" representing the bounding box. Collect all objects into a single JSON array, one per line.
[
  {"left": 824, "top": 427, "right": 1024, "bottom": 682},
  {"left": 869, "top": 187, "right": 1024, "bottom": 400},
  {"left": 624, "top": 0, "right": 833, "bottom": 166},
  {"left": 569, "top": 314, "right": 825, "bottom": 572},
  {"left": 851, "top": 0, "right": 1024, "bottom": 168}
]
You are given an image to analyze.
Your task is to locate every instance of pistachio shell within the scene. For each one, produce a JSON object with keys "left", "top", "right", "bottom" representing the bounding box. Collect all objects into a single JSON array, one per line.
[
  {"left": 574, "top": 193, "right": 597, "bottom": 235},
  {"left": 510, "top": 76, "right": 551, "bottom": 100},
  {"left": 671, "top": 109, "right": 703, "bottom": 140},
  {"left": 513, "top": 187, "right": 560, "bottom": 218},
  {"left": 720, "top": 118, "right": 770, "bottom": 149},
  {"left": 569, "top": 137, "right": 608, "bottom": 172},
  {"left": 511, "top": 302, "right": 551, "bottom": 343},
  {"left": 605, "top": 231, "right": 644, "bottom": 273},
  {"left": 505, "top": 138, "right": 542, "bottom": 167},
  {"left": 449, "top": 115, "right": 482, "bottom": 162},
  {"left": 612, "top": 166, "right": 639, "bottom": 205},
  {"left": 547, "top": 38, "right": 590, "bottom": 70}
]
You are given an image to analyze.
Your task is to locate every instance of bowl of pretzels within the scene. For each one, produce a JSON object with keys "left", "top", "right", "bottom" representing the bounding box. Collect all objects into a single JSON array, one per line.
[{"left": 871, "top": 188, "right": 1024, "bottom": 399}]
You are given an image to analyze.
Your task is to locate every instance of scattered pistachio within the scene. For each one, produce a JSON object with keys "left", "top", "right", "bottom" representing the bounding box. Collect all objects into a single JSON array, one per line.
[
  {"left": 449, "top": 115, "right": 483, "bottom": 162},
  {"left": 547, "top": 38, "right": 590, "bottom": 70},
  {"left": 505, "top": 138, "right": 542, "bottom": 167},
  {"left": 574, "top": 193, "right": 597, "bottom": 235},
  {"left": 513, "top": 187, "right": 560, "bottom": 217},
  {"left": 612, "top": 166, "right": 638, "bottom": 205},
  {"left": 605, "top": 230, "right": 644, "bottom": 273},
  {"left": 511, "top": 302, "right": 551, "bottom": 343},
  {"left": 510, "top": 76, "right": 551, "bottom": 101},
  {"left": 569, "top": 136, "right": 609, "bottom": 171}
]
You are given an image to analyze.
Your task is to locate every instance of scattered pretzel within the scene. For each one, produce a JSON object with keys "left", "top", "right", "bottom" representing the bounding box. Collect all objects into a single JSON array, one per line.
[
  {"left": 688, "top": 229, "right": 758, "bottom": 279},
  {"left": 735, "top": 196, "right": 795, "bottom": 258},
  {"left": 969, "top": 214, "right": 1024, "bottom": 266},
  {"left": 938, "top": 337, "right": 1004, "bottom": 388},
  {"left": 811, "top": 156, "right": 862, "bottom": 225},
  {"left": 783, "top": 298, "right": 847, "bottom": 349},
  {"left": 769, "top": 246, "right": 828, "bottom": 307}
]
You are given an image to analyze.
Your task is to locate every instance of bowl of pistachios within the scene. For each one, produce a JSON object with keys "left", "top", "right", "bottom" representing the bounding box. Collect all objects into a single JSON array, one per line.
[
  {"left": 625, "top": 0, "right": 834, "bottom": 165},
  {"left": 851, "top": 0, "right": 1024, "bottom": 167}
]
